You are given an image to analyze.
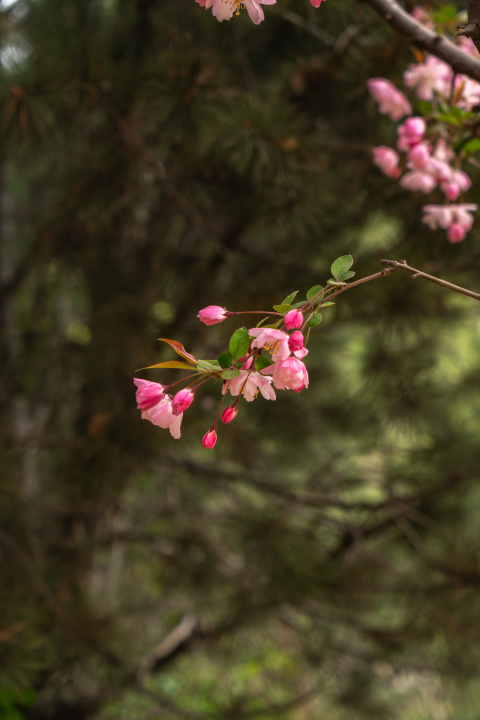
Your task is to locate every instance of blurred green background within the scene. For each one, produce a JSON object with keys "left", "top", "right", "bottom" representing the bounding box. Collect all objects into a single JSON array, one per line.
[{"left": 2, "top": 0, "right": 480, "bottom": 718}]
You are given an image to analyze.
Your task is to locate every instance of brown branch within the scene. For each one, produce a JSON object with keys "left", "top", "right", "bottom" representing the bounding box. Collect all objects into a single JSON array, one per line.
[
  {"left": 380, "top": 259, "right": 480, "bottom": 300},
  {"left": 362, "top": 0, "right": 480, "bottom": 82}
]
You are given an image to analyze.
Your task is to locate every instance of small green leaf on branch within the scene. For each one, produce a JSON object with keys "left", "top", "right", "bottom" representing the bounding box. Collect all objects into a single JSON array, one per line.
[
  {"left": 158, "top": 338, "right": 197, "bottom": 364},
  {"left": 331, "top": 255, "right": 353, "bottom": 280},
  {"left": 255, "top": 356, "right": 273, "bottom": 372},
  {"left": 339, "top": 270, "right": 355, "bottom": 281},
  {"left": 320, "top": 302, "right": 335, "bottom": 307},
  {"left": 306, "top": 313, "right": 322, "bottom": 328},
  {"left": 273, "top": 304, "right": 293, "bottom": 314},
  {"left": 463, "top": 138, "right": 480, "bottom": 155},
  {"left": 306, "top": 285, "right": 324, "bottom": 302},
  {"left": 327, "top": 280, "right": 346, "bottom": 286},
  {"left": 217, "top": 352, "right": 233, "bottom": 368},
  {"left": 197, "top": 359, "right": 221, "bottom": 372},
  {"left": 281, "top": 291, "right": 299, "bottom": 305},
  {"left": 221, "top": 368, "right": 241, "bottom": 380},
  {"left": 229, "top": 328, "right": 250, "bottom": 360}
]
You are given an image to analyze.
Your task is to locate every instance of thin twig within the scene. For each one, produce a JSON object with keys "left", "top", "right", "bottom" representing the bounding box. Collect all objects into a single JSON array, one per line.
[{"left": 380, "top": 259, "right": 480, "bottom": 300}]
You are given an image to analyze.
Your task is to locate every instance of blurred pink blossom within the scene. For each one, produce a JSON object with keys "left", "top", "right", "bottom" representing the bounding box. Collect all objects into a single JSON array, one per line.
[
  {"left": 397, "top": 117, "right": 426, "bottom": 152},
  {"left": 368, "top": 78, "right": 412, "bottom": 120},
  {"left": 406, "top": 141, "right": 431, "bottom": 170},
  {"left": 205, "top": 0, "right": 276, "bottom": 24},
  {"left": 441, "top": 170, "right": 471, "bottom": 201},
  {"left": 422, "top": 203, "right": 478, "bottom": 242},
  {"left": 372, "top": 146, "right": 401, "bottom": 178},
  {"left": 309, "top": 0, "right": 325, "bottom": 5},
  {"left": 404, "top": 56, "right": 452, "bottom": 100},
  {"left": 400, "top": 171, "right": 437, "bottom": 193},
  {"left": 411, "top": 6, "right": 435, "bottom": 29}
]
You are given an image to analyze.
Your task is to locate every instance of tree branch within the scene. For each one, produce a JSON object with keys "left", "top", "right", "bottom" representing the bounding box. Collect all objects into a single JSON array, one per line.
[
  {"left": 380, "top": 259, "right": 480, "bottom": 300},
  {"left": 362, "top": 0, "right": 480, "bottom": 82}
]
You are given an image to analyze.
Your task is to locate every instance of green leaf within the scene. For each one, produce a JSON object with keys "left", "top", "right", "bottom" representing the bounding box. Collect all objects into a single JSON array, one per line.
[
  {"left": 463, "top": 138, "right": 480, "bottom": 155},
  {"left": 217, "top": 352, "right": 233, "bottom": 368},
  {"left": 281, "top": 291, "right": 298, "bottom": 305},
  {"left": 255, "top": 355, "right": 273, "bottom": 372},
  {"left": 327, "top": 279, "right": 346, "bottom": 286},
  {"left": 417, "top": 100, "right": 432, "bottom": 116},
  {"left": 137, "top": 360, "right": 195, "bottom": 371},
  {"left": 291, "top": 301, "right": 306, "bottom": 308},
  {"left": 320, "top": 301, "right": 335, "bottom": 307},
  {"left": 331, "top": 255, "right": 353, "bottom": 280},
  {"left": 256, "top": 317, "right": 270, "bottom": 328},
  {"left": 229, "top": 327, "right": 250, "bottom": 360},
  {"left": 262, "top": 321, "right": 283, "bottom": 329},
  {"left": 306, "top": 313, "right": 322, "bottom": 328},
  {"left": 221, "top": 368, "right": 241, "bottom": 380},
  {"left": 306, "top": 285, "right": 324, "bottom": 303},
  {"left": 273, "top": 304, "right": 293, "bottom": 314},
  {"left": 197, "top": 359, "right": 221, "bottom": 372},
  {"left": 339, "top": 270, "right": 355, "bottom": 281}
]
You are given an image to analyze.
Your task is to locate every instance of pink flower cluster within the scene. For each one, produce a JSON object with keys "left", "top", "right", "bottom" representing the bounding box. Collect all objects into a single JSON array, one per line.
[
  {"left": 368, "top": 32, "right": 478, "bottom": 243},
  {"left": 195, "top": 0, "right": 323, "bottom": 24},
  {"left": 136, "top": 304, "right": 312, "bottom": 450}
]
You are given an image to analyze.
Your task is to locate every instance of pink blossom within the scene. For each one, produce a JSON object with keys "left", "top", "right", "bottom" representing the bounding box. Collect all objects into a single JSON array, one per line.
[
  {"left": 397, "top": 117, "right": 426, "bottom": 152},
  {"left": 457, "top": 76, "right": 480, "bottom": 111},
  {"left": 411, "top": 6, "right": 434, "bottom": 29},
  {"left": 432, "top": 139, "right": 454, "bottom": 163},
  {"left": 309, "top": 0, "right": 325, "bottom": 5},
  {"left": 400, "top": 171, "right": 437, "bottom": 193},
  {"left": 205, "top": 0, "right": 276, "bottom": 24},
  {"left": 288, "top": 331, "right": 308, "bottom": 359},
  {"left": 372, "top": 146, "right": 401, "bottom": 179},
  {"left": 284, "top": 309, "right": 303, "bottom": 330},
  {"left": 195, "top": 0, "right": 207, "bottom": 5},
  {"left": 422, "top": 203, "right": 478, "bottom": 243},
  {"left": 224, "top": 370, "right": 276, "bottom": 402},
  {"left": 406, "top": 142, "right": 431, "bottom": 170},
  {"left": 197, "top": 305, "right": 228, "bottom": 325},
  {"left": 426, "top": 158, "right": 452, "bottom": 184},
  {"left": 403, "top": 56, "right": 452, "bottom": 100},
  {"left": 239, "top": 354, "right": 253, "bottom": 369},
  {"left": 368, "top": 78, "right": 412, "bottom": 120},
  {"left": 457, "top": 36, "right": 479, "bottom": 58},
  {"left": 202, "top": 428, "right": 217, "bottom": 449},
  {"left": 134, "top": 379, "right": 166, "bottom": 411},
  {"left": 262, "top": 357, "right": 309, "bottom": 391},
  {"left": 141, "top": 395, "right": 183, "bottom": 439},
  {"left": 221, "top": 406, "right": 238, "bottom": 423},
  {"left": 249, "top": 327, "right": 290, "bottom": 362},
  {"left": 172, "top": 388, "right": 194, "bottom": 415},
  {"left": 441, "top": 170, "right": 471, "bottom": 201}
]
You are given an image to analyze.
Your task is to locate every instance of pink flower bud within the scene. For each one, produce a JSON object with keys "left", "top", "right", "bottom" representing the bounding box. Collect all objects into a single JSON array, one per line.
[
  {"left": 309, "top": 0, "right": 324, "bottom": 5},
  {"left": 407, "top": 142, "right": 431, "bottom": 170},
  {"left": 372, "top": 146, "right": 401, "bottom": 179},
  {"left": 447, "top": 222, "right": 467, "bottom": 243},
  {"left": 284, "top": 309, "right": 303, "bottom": 330},
  {"left": 202, "top": 428, "right": 217, "bottom": 449},
  {"left": 397, "top": 117, "right": 426, "bottom": 151},
  {"left": 197, "top": 305, "right": 228, "bottom": 326},
  {"left": 172, "top": 388, "right": 194, "bottom": 415},
  {"left": 134, "top": 379, "right": 166, "bottom": 411},
  {"left": 288, "top": 331, "right": 304, "bottom": 353},
  {"left": 221, "top": 406, "right": 238, "bottom": 423}
]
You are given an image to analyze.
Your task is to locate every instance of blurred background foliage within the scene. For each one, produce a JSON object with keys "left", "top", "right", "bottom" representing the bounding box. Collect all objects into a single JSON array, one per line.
[{"left": 1, "top": 0, "right": 480, "bottom": 718}]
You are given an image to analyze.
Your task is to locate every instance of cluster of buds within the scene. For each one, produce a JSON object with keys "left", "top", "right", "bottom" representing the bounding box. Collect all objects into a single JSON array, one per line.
[
  {"left": 369, "top": 13, "right": 479, "bottom": 243},
  {"left": 194, "top": 0, "right": 323, "bottom": 25},
  {"left": 135, "top": 256, "right": 353, "bottom": 448}
]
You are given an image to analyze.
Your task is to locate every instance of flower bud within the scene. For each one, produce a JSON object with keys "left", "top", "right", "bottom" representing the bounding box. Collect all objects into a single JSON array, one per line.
[
  {"left": 284, "top": 309, "right": 303, "bottom": 330},
  {"left": 197, "top": 305, "right": 228, "bottom": 326},
  {"left": 202, "top": 428, "right": 217, "bottom": 449},
  {"left": 172, "top": 388, "right": 194, "bottom": 415},
  {"left": 288, "top": 331, "right": 304, "bottom": 354},
  {"left": 239, "top": 355, "right": 253, "bottom": 369},
  {"left": 221, "top": 406, "right": 238, "bottom": 423},
  {"left": 447, "top": 222, "right": 466, "bottom": 243},
  {"left": 134, "top": 379, "right": 166, "bottom": 411}
]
